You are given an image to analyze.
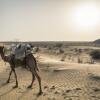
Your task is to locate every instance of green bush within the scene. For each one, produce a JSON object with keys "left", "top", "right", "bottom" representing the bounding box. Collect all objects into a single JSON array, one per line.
[{"left": 90, "top": 50, "right": 100, "bottom": 59}]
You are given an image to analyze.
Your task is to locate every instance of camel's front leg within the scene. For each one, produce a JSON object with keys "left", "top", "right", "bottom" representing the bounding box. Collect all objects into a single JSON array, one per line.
[
  {"left": 6, "top": 69, "right": 12, "bottom": 83},
  {"left": 12, "top": 68, "right": 18, "bottom": 88}
]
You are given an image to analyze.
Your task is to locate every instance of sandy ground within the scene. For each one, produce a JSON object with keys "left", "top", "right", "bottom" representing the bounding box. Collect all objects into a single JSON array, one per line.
[{"left": 0, "top": 53, "right": 100, "bottom": 100}]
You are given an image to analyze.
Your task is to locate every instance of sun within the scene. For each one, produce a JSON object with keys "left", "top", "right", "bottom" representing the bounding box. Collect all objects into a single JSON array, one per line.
[{"left": 73, "top": 4, "right": 100, "bottom": 30}]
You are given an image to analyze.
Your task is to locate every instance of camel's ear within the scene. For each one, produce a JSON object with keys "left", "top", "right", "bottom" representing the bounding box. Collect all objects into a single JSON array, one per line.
[{"left": 0, "top": 46, "right": 4, "bottom": 52}]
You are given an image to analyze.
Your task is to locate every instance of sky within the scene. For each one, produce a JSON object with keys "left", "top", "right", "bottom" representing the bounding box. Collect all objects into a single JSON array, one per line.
[{"left": 0, "top": 0, "right": 100, "bottom": 41}]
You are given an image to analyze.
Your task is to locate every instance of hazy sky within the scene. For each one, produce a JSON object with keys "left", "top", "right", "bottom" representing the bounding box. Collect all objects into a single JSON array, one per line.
[{"left": 0, "top": 0, "right": 100, "bottom": 41}]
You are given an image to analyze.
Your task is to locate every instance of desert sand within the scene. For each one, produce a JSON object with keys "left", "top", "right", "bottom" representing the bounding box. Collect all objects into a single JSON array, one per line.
[{"left": 0, "top": 46, "right": 100, "bottom": 100}]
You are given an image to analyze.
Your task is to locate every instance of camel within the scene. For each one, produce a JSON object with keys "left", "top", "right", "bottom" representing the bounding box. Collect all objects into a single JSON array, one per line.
[{"left": 0, "top": 46, "right": 42, "bottom": 95}]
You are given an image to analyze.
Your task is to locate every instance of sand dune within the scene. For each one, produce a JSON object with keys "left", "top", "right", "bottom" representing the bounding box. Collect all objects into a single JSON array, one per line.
[{"left": 0, "top": 53, "right": 100, "bottom": 100}]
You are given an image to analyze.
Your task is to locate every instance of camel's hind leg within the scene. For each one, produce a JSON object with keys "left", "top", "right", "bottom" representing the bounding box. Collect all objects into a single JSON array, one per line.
[
  {"left": 27, "top": 72, "right": 35, "bottom": 88},
  {"left": 32, "top": 69, "right": 43, "bottom": 95},
  {"left": 6, "top": 69, "right": 12, "bottom": 83},
  {"left": 26, "top": 56, "right": 42, "bottom": 95},
  {"left": 28, "top": 66, "right": 42, "bottom": 95}
]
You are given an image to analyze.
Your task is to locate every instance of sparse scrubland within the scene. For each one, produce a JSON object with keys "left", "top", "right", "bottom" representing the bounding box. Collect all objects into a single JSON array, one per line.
[{"left": 0, "top": 42, "right": 100, "bottom": 100}]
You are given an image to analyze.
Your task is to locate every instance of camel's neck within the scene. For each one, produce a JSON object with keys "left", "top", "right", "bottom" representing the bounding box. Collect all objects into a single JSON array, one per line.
[{"left": 0, "top": 51, "right": 7, "bottom": 62}]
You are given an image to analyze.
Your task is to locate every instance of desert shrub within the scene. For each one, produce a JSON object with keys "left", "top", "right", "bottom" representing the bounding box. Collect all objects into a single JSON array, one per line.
[
  {"left": 59, "top": 49, "right": 64, "bottom": 54},
  {"left": 78, "top": 49, "right": 82, "bottom": 53},
  {"left": 61, "top": 54, "right": 66, "bottom": 61},
  {"left": 33, "top": 47, "right": 39, "bottom": 53},
  {"left": 55, "top": 43, "right": 63, "bottom": 48},
  {"left": 47, "top": 46, "right": 52, "bottom": 50},
  {"left": 89, "top": 58, "right": 94, "bottom": 64},
  {"left": 75, "top": 48, "right": 78, "bottom": 52},
  {"left": 78, "top": 58, "right": 82, "bottom": 63},
  {"left": 90, "top": 50, "right": 100, "bottom": 59},
  {"left": 55, "top": 49, "right": 64, "bottom": 54}
]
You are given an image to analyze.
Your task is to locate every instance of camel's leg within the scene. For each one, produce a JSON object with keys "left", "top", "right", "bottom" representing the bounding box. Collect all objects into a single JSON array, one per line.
[
  {"left": 12, "top": 68, "right": 18, "bottom": 88},
  {"left": 6, "top": 69, "right": 12, "bottom": 83},
  {"left": 27, "top": 73, "right": 35, "bottom": 88},
  {"left": 33, "top": 70, "right": 43, "bottom": 95},
  {"left": 26, "top": 57, "right": 42, "bottom": 95}
]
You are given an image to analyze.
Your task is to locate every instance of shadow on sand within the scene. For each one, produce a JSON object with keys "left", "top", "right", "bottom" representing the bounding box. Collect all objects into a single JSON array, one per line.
[
  {"left": 17, "top": 89, "right": 40, "bottom": 100},
  {"left": 17, "top": 89, "right": 31, "bottom": 100},
  {"left": 89, "top": 74, "right": 100, "bottom": 81},
  {"left": 0, "top": 79, "right": 14, "bottom": 89},
  {"left": 0, "top": 79, "right": 15, "bottom": 97},
  {"left": 0, "top": 88, "right": 14, "bottom": 97}
]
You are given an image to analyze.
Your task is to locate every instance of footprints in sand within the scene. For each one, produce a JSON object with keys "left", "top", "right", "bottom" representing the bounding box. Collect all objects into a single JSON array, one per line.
[
  {"left": 43, "top": 85, "right": 100, "bottom": 100},
  {"left": 43, "top": 85, "right": 82, "bottom": 100},
  {"left": 93, "top": 88, "right": 100, "bottom": 92}
]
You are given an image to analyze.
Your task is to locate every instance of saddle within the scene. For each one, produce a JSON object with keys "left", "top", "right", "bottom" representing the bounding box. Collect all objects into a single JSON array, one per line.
[{"left": 13, "top": 44, "right": 32, "bottom": 60}]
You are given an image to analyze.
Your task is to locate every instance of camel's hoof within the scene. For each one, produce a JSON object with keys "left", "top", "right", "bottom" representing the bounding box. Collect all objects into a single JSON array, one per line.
[
  {"left": 13, "top": 85, "right": 18, "bottom": 89},
  {"left": 27, "top": 85, "right": 32, "bottom": 89},
  {"left": 37, "top": 91, "right": 43, "bottom": 96}
]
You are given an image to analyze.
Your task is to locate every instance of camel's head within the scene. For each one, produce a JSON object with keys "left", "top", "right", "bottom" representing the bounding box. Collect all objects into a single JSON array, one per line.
[{"left": 0, "top": 46, "right": 4, "bottom": 54}]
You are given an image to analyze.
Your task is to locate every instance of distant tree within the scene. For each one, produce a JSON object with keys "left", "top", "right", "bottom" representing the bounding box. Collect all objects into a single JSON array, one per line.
[
  {"left": 78, "top": 49, "right": 82, "bottom": 53},
  {"left": 90, "top": 50, "right": 100, "bottom": 59}
]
